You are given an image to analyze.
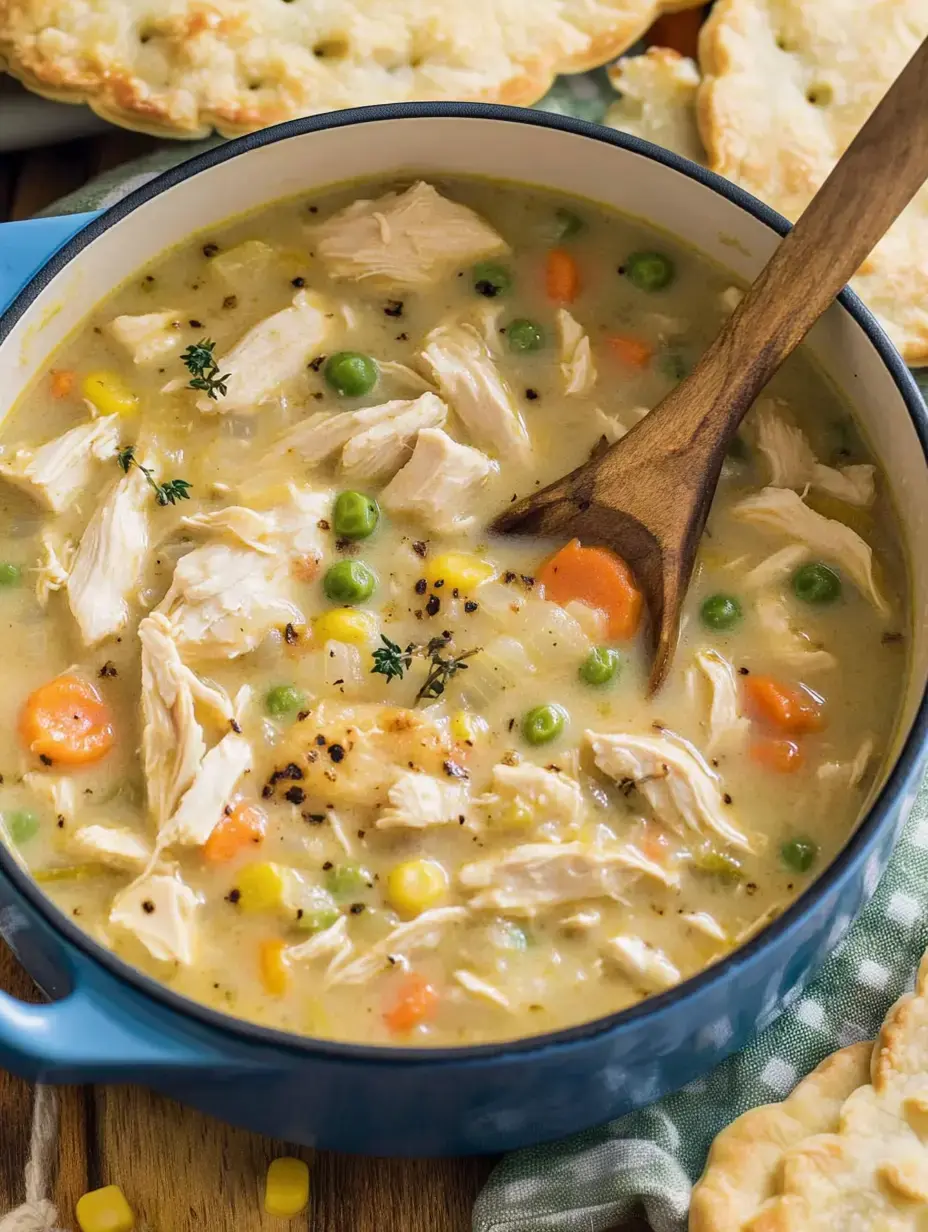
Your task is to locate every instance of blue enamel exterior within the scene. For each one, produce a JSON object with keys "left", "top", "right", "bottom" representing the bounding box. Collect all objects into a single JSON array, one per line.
[{"left": 0, "top": 105, "right": 926, "bottom": 1157}]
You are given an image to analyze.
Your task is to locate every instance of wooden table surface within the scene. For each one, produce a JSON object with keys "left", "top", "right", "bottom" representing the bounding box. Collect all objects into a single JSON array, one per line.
[{"left": 0, "top": 132, "right": 650, "bottom": 1232}]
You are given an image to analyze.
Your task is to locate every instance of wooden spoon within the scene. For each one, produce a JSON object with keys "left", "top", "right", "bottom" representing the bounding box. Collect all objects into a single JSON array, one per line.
[{"left": 492, "top": 37, "right": 928, "bottom": 692}]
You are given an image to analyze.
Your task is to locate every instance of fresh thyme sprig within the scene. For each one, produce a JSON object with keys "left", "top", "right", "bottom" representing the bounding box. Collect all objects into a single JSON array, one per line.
[
  {"left": 371, "top": 634, "right": 481, "bottom": 704},
  {"left": 117, "top": 445, "right": 193, "bottom": 508},
  {"left": 181, "top": 337, "right": 230, "bottom": 400}
]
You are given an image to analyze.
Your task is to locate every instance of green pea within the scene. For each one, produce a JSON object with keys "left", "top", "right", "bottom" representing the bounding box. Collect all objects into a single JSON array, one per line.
[
  {"left": 792, "top": 562, "right": 842, "bottom": 605},
  {"left": 333, "top": 491, "right": 379, "bottom": 540},
  {"left": 473, "top": 261, "right": 512, "bottom": 298},
  {"left": 296, "top": 886, "right": 340, "bottom": 933},
  {"left": 324, "top": 351, "right": 378, "bottom": 398},
  {"left": 0, "top": 563, "right": 22, "bottom": 587},
  {"left": 326, "top": 862, "right": 371, "bottom": 900},
  {"left": 507, "top": 319, "right": 545, "bottom": 353},
  {"left": 623, "top": 250, "right": 675, "bottom": 292},
  {"left": 7, "top": 810, "right": 38, "bottom": 843},
  {"left": 265, "top": 685, "right": 305, "bottom": 718},
  {"left": 553, "top": 208, "right": 584, "bottom": 240},
  {"left": 579, "top": 647, "right": 622, "bottom": 686},
  {"left": 781, "top": 837, "right": 818, "bottom": 873},
  {"left": 700, "top": 593, "right": 743, "bottom": 631},
  {"left": 521, "top": 703, "right": 567, "bottom": 746},
  {"left": 323, "top": 559, "right": 377, "bottom": 604}
]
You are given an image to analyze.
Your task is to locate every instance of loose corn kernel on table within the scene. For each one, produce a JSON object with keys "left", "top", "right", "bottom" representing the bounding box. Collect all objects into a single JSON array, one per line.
[{"left": 0, "top": 135, "right": 652, "bottom": 1232}]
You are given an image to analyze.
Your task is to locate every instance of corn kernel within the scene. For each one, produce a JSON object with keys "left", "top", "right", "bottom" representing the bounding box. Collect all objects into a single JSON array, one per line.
[
  {"left": 81, "top": 371, "right": 139, "bottom": 418},
  {"left": 235, "top": 862, "right": 287, "bottom": 913},
  {"left": 313, "top": 607, "right": 378, "bottom": 647},
  {"left": 76, "top": 1184, "right": 134, "bottom": 1232},
  {"left": 265, "top": 1156, "right": 310, "bottom": 1218},
  {"left": 451, "top": 709, "right": 488, "bottom": 743},
  {"left": 386, "top": 858, "right": 449, "bottom": 917},
  {"left": 258, "top": 938, "right": 289, "bottom": 997},
  {"left": 426, "top": 552, "right": 495, "bottom": 592}
]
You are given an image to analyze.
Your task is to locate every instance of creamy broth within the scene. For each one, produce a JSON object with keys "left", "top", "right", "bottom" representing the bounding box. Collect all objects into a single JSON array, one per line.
[{"left": 0, "top": 177, "right": 906, "bottom": 1045}]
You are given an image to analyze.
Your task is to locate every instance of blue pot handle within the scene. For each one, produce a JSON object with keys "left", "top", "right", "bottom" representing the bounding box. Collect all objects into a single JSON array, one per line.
[{"left": 0, "top": 213, "right": 101, "bottom": 311}]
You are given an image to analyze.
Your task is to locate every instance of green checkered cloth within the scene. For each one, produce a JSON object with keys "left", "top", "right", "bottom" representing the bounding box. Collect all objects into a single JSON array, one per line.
[{"left": 44, "top": 70, "right": 928, "bottom": 1232}]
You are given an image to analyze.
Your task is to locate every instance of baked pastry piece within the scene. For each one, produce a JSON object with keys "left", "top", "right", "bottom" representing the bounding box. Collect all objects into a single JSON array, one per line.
[{"left": 0, "top": 0, "right": 703, "bottom": 138}]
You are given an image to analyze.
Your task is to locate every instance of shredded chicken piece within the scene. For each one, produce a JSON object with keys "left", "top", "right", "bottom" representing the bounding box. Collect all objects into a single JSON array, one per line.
[
  {"left": 70, "top": 825, "right": 151, "bottom": 870},
  {"left": 378, "top": 360, "right": 436, "bottom": 394},
  {"left": 286, "top": 915, "right": 352, "bottom": 967},
  {"left": 741, "top": 544, "right": 809, "bottom": 590},
  {"left": 375, "top": 771, "right": 470, "bottom": 830},
  {"left": 380, "top": 427, "right": 495, "bottom": 533},
  {"left": 22, "top": 772, "right": 77, "bottom": 822},
  {"left": 139, "top": 613, "right": 233, "bottom": 830},
  {"left": 459, "top": 840, "right": 678, "bottom": 914},
  {"left": 0, "top": 415, "right": 120, "bottom": 513},
  {"left": 276, "top": 701, "right": 455, "bottom": 808},
  {"left": 182, "top": 485, "right": 330, "bottom": 564},
  {"left": 34, "top": 530, "right": 75, "bottom": 607},
  {"left": 556, "top": 309, "right": 597, "bottom": 395},
  {"left": 603, "top": 935, "right": 681, "bottom": 991},
  {"left": 750, "top": 402, "right": 876, "bottom": 507},
  {"left": 421, "top": 323, "right": 530, "bottom": 459},
  {"left": 733, "top": 487, "right": 888, "bottom": 615},
  {"left": 158, "top": 543, "right": 302, "bottom": 659},
  {"left": 755, "top": 593, "right": 838, "bottom": 672},
  {"left": 453, "top": 969, "right": 511, "bottom": 1010},
  {"left": 326, "top": 907, "right": 468, "bottom": 985},
  {"left": 110, "top": 872, "right": 198, "bottom": 964},
  {"left": 197, "top": 290, "right": 330, "bottom": 414},
  {"left": 681, "top": 911, "right": 727, "bottom": 942},
  {"left": 694, "top": 649, "right": 750, "bottom": 755},
  {"left": 816, "top": 737, "right": 875, "bottom": 804},
  {"left": 67, "top": 467, "right": 149, "bottom": 645},
  {"left": 106, "top": 311, "right": 182, "bottom": 365},
  {"left": 587, "top": 729, "right": 750, "bottom": 850},
  {"left": 269, "top": 393, "right": 447, "bottom": 479},
  {"left": 478, "top": 762, "right": 585, "bottom": 831},
  {"left": 341, "top": 397, "right": 449, "bottom": 482},
  {"left": 312, "top": 182, "right": 507, "bottom": 288},
  {"left": 162, "top": 733, "right": 252, "bottom": 847},
  {"left": 559, "top": 908, "right": 602, "bottom": 934}
]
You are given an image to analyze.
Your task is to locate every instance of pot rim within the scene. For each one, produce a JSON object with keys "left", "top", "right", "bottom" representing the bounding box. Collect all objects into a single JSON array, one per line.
[{"left": 1, "top": 100, "right": 926, "bottom": 1066}]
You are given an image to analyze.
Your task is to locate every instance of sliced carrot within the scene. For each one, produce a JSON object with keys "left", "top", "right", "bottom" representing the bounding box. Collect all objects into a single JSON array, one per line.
[
  {"left": 204, "top": 801, "right": 267, "bottom": 863},
  {"left": 606, "top": 333, "right": 654, "bottom": 368},
  {"left": 49, "top": 370, "right": 75, "bottom": 399},
  {"left": 644, "top": 9, "right": 707, "bottom": 58},
  {"left": 751, "top": 737, "right": 804, "bottom": 774},
  {"left": 384, "top": 972, "right": 439, "bottom": 1035},
  {"left": 537, "top": 538, "right": 643, "bottom": 640},
  {"left": 19, "top": 674, "right": 115, "bottom": 766},
  {"left": 545, "top": 248, "right": 580, "bottom": 303},
  {"left": 259, "top": 938, "right": 289, "bottom": 997},
  {"left": 744, "top": 675, "right": 825, "bottom": 735}
]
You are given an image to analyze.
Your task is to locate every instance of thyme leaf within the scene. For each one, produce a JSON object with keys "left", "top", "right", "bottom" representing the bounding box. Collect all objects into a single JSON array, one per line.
[
  {"left": 116, "top": 445, "right": 192, "bottom": 509},
  {"left": 370, "top": 634, "right": 480, "bottom": 704},
  {"left": 181, "top": 337, "right": 230, "bottom": 400}
]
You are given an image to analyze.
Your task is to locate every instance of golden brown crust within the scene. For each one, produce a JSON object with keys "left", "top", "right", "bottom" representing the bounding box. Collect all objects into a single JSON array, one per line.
[
  {"left": 0, "top": 0, "right": 705, "bottom": 142},
  {"left": 696, "top": 0, "right": 928, "bottom": 364},
  {"left": 689, "top": 1042, "right": 872, "bottom": 1232}
]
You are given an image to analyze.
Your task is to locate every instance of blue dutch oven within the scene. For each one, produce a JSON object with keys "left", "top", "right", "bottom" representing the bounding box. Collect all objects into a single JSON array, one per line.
[{"left": 0, "top": 105, "right": 926, "bottom": 1157}]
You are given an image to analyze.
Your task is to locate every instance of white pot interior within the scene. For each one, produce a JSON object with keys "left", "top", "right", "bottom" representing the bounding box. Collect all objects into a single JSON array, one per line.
[{"left": 1, "top": 114, "right": 925, "bottom": 789}]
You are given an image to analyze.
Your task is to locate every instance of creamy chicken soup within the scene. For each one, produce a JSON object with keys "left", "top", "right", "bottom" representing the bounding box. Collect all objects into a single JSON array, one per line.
[{"left": 0, "top": 178, "right": 906, "bottom": 1045}]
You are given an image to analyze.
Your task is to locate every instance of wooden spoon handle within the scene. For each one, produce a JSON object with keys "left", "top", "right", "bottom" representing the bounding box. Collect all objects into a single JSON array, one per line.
[{"left": 665, "top": 35, "right": 928, "bottom": 444}]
